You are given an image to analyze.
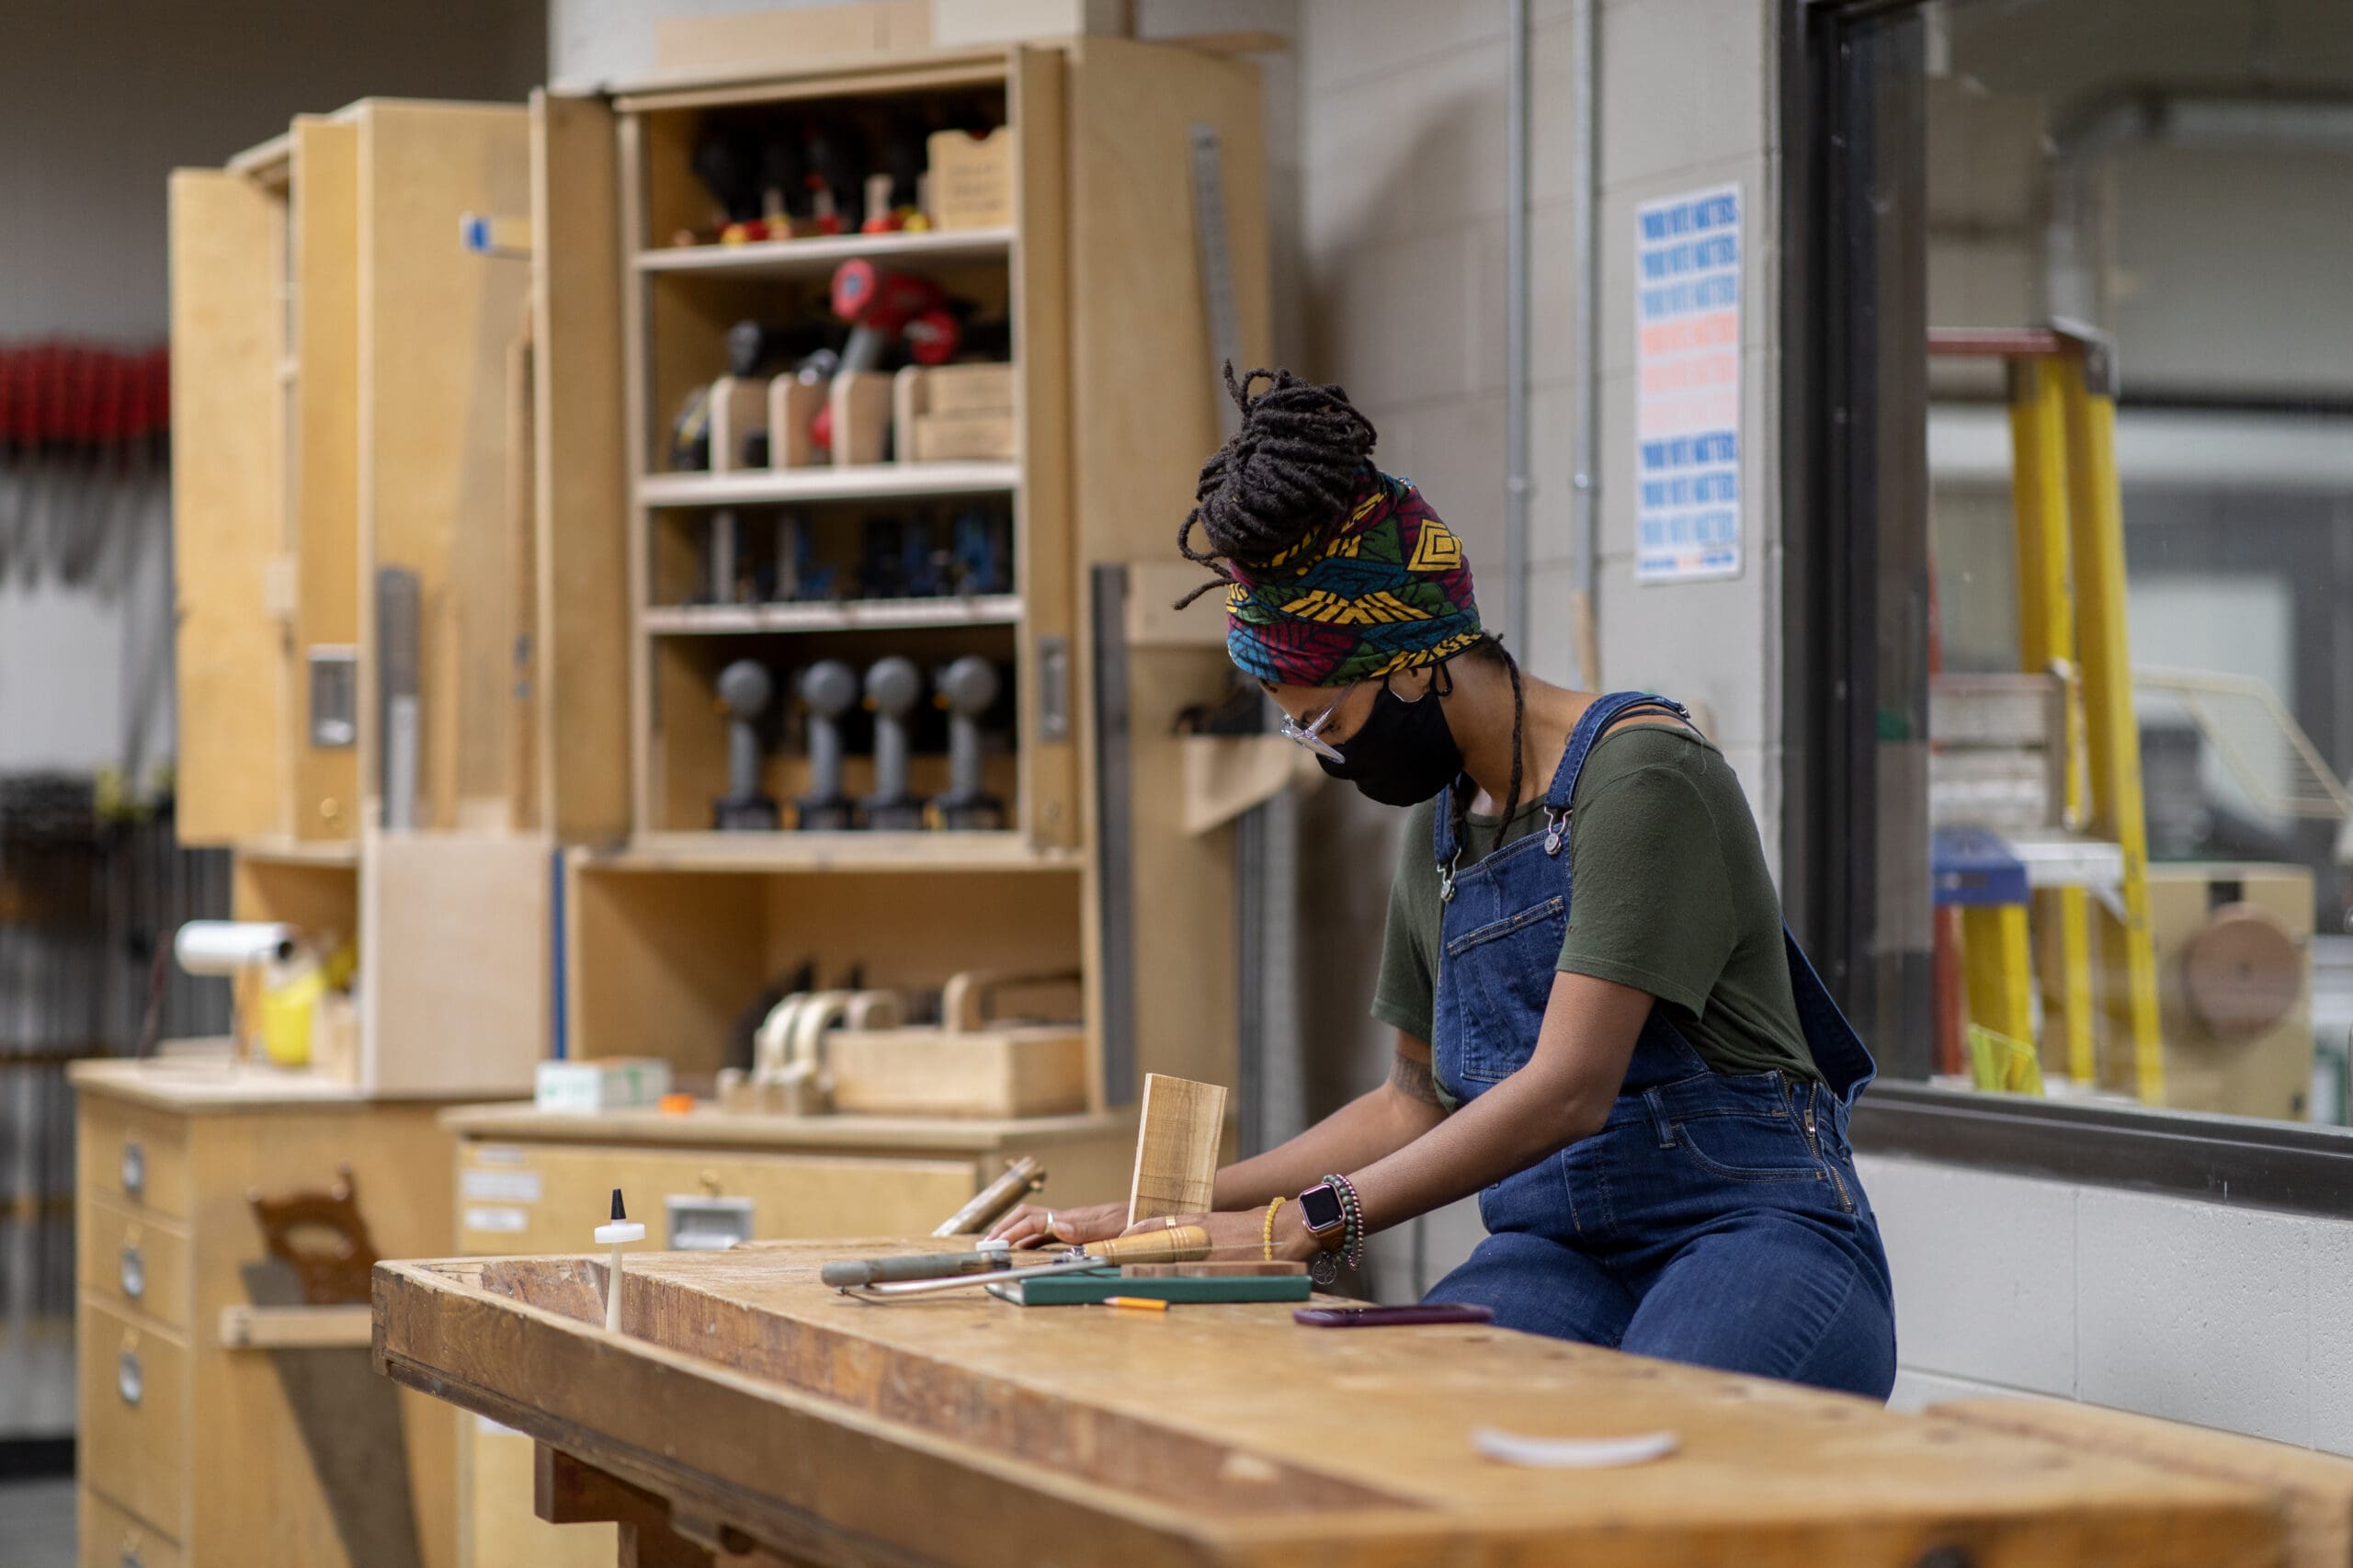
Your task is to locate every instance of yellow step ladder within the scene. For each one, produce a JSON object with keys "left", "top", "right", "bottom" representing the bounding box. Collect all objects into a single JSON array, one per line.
[{"left": 1928, "top": 324, "right": 2165, "bottom": 1103}]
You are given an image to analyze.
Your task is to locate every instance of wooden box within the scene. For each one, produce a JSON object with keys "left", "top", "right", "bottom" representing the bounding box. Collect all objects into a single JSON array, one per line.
[
  {"left": 926, "top": 127, "right": 1015, "bottom": 230},
  {"left": 913, "top": 361, "right": 1016, "bottom": 415},
  {"left": 910, "top": 408, "right": 1017, "bottom": 461},
  {"left": 828, "top": 1022, "right": 1086, "bottom": 1118}
]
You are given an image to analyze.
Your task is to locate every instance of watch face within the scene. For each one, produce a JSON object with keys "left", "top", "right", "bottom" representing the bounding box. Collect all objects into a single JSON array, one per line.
[{"left": 1299, "top": 1184, "right": 1346, "bottom": 1233}]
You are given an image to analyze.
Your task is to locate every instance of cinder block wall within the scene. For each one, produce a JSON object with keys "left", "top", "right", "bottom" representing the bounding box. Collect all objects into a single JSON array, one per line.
[
  {"left": 1293, "top": 0, "right": 1788, "bottom": 1295},
  {"left": 1863, "top": 1153, "right": 2353, "bottom": 1455}
]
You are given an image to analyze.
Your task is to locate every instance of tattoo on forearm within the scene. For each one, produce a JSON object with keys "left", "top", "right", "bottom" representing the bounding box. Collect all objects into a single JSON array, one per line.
[{"left": 1389, "top": 1051, "right": 1442, "bottom": 1108}]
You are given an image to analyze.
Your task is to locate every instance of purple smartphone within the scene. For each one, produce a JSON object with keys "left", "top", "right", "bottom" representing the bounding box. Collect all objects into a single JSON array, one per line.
[{"left": 1291, "top": 1303, "right": 1494, "bottom": 1328}]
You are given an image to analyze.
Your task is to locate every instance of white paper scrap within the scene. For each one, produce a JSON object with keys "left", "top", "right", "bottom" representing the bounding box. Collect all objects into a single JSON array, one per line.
[{"left": 1471, "top": 1426, "right": 1679, "bottom": 1469}]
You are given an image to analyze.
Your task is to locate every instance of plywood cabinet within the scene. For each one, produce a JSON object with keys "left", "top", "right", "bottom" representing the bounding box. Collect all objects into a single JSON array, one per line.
[
  {"left": 71, "top": 1059, "right": 468, "bottom": 1568},
  {"left": 538, "top": 35, "right": 1268, "bottom": 1101},
  {"left": 168, "top": 103, "right": 556, "bottom": 1095}
]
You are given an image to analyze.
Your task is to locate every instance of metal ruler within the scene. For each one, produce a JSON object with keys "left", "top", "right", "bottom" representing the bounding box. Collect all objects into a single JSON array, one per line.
[{"left": 1188, "top": 122, "right": 1242, "bottom": 438}]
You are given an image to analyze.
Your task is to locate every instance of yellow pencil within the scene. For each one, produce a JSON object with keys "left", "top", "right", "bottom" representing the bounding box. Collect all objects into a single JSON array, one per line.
[{"left": 1100, "top": 1295, "right": 1169, "bottom": 1312}]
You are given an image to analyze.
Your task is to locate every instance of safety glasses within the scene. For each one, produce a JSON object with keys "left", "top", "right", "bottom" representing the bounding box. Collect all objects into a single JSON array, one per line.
[{"left": 1278, "top": 680, "right": 1363, "bottom": 763}]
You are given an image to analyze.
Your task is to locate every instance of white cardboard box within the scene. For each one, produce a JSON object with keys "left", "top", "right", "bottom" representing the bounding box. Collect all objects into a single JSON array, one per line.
[{"left": 535, "top": 1057, "right": 672, "bottom": 1113}]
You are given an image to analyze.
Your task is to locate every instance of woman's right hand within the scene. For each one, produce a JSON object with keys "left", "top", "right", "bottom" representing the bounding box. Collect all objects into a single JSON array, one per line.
[{"left": 985, "top": 1199, "right": 1127, "bottom": 1249}]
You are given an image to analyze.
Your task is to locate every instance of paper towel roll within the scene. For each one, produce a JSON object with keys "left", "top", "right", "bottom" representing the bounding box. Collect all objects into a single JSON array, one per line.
[{"left": 174, "top": 921, "right": 294, "bottom": 977}]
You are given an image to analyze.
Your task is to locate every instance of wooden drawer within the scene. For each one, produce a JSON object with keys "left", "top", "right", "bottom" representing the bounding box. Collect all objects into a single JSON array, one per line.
[
  {"left": 457, "top": 1143, "right": 979, "bottom": 1254},
  {"left": 80, "top": 1486, "right": 186, "bottom": 1568},
  {"left": 78, "top": 1299, "right": 188, "bottom": 1536},
  {"left": 78, "top": 1100, "right": 191, "bottom": 1220},
  {"left": 79, "top": 1200, "right": 190, "bottom": 1331}
]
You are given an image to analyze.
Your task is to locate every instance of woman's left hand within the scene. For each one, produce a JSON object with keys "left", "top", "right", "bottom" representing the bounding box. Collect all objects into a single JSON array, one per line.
[{"left": 1123, "top": 1206, "right": 1322, "bottom": 1264}]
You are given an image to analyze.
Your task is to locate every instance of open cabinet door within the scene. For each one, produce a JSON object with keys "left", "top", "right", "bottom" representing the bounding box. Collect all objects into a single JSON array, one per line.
[
  {"left": 530, "top": 89, "right": 632, "bottom": 844},
  {"left": 290, "top": 116, "right": 362, "bottom": 843},
  {"left": 169, "top": 168, "right": 288, "bottom": 845}
]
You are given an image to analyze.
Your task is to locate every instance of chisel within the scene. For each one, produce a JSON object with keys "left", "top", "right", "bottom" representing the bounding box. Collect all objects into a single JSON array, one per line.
[{"left": 841, "top": 1226, "right": 1214, "bottom": 1299}]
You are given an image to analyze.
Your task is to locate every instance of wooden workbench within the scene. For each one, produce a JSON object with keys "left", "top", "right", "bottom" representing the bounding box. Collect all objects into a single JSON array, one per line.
[
  {"left": 375, "top": 1239, "right": 2325, "bottom": 1567},
  {"left": 440, "top": 1103, "right": 1141, "bottom": 1568}
]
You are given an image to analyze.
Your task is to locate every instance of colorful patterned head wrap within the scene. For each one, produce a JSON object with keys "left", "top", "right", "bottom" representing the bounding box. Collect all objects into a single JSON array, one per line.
[{"left": 1222, "top": 469, "right": 1482, "bottom": 687}]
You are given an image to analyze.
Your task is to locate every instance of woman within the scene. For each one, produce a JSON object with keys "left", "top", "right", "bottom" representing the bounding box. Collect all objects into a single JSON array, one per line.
[{"left": 994, "top": 369, "right": 1895, "bottom": 1398}]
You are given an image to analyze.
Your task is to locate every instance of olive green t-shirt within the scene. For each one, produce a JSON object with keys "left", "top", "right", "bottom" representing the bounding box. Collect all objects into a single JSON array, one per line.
[{"left": 1370, "top": 725, "right": 1820, "bottom": 1089}]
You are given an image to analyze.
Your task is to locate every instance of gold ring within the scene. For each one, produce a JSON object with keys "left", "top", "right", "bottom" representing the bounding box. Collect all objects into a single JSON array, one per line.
[
  {"left": 1045, "top": 1210, "right": 1058, "bottom": 1237},
  {"left": 1164, "top": 1216, "right": 1176, "bottom": 1231}
]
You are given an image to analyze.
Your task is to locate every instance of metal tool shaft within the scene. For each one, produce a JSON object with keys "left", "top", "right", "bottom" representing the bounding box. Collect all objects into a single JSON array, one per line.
[{"left": 931, "top": 1156, "right": 1045, "bottom": 1239}]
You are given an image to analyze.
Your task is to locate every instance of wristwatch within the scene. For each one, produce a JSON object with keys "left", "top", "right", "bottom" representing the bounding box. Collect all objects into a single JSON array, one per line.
[{"left": 1296, "top": 1181, "right": 1347, "bottom": 1245}]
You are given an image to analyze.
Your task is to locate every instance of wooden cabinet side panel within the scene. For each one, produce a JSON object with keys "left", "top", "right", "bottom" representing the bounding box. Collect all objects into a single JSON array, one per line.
[
  {"left": 1063, "top": 40, "right": 1269, "bottom": 1098},
  {"left": 1012, "top": 46, "right": 1079, "bottom": 857},
  {"left": 1064, "top": 37, "right": 1271, "bottom": 564},
  {"left": 169, "top": 168, "right": 288, "bottom": 844},
  {"left": 291, "top": 118, "right": 363, "bottom": 842},
  {"left": 362, "top": 833, "right": 551, "bottom": 1094},
  {"left": 531, "top": 90, "right": 633, "bottom": 844},
  {"left": 357, "top": 102, "right": 532, "bottom": 831},
  {"left": 188, "top": 1106, "right": 458, "bottom": 1568}
]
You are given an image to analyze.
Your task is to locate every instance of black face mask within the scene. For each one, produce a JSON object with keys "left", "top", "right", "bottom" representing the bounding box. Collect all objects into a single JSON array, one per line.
[{"left": 1317, "top": 679, "right": 1463, "bottom": 808}]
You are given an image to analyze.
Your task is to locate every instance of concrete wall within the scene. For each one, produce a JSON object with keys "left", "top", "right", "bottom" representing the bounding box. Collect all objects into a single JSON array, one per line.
[
  {"left": 0, "top": 0, "right": 544, "bottom": 778},
  {"left": 1866, "top": 1153, "right": 2353, "bottom": 1453}
]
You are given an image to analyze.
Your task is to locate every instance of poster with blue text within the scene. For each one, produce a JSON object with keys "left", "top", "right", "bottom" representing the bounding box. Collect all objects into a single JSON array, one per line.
[{"left": 1634, "top": 183, "right": 1741, "bottom": 583}]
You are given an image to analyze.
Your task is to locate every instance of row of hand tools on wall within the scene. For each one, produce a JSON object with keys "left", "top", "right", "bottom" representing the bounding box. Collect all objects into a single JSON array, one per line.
[{"left": 0, "top": 340, "right": 169, "bottom": 589}]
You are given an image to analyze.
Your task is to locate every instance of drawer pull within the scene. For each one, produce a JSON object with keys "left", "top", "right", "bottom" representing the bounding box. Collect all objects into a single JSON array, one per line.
[
  {"left": 120, "top": 1140, "right": 145, "bottom": 1199},
  {"left": 118, "top": 1346, "right": 143, "bottom": 1406},
  {"left": 120, "top": 1243, "right": 145, "bottom": 1299}
]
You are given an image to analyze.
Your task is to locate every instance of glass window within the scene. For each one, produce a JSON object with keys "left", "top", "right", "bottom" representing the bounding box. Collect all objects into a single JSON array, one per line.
[{"left": 1814, "top": 0, "right": 2353, "bottom": 1130}]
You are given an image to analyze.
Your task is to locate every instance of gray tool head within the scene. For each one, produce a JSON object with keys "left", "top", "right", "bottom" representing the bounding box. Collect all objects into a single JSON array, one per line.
[
  {"left": 934, "top": 655, "right": 1000, "bottom": 716},
  {"left": 864, "top": 655, "right": 923, "bottom": 717},
  {"left": 799, "top": 659, "right": 858, "bottom": 717},
  {"left": 716, "top": 659, "right": 773, "bottom": 719}
]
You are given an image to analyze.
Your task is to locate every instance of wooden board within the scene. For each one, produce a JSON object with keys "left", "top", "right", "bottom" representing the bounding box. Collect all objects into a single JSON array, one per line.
[
  {"left": 454, "top": 1144, "right": 979, "bottom": 1256},
  {"left": 362, "top": 832, "right": 550, "bottom": 1095},
  {"left": 290, "top": 117, "right": 363, "bottom": 843},
  {"left": 168, "top": 168, "right": 287, "bottom": 844},
  {"left": 826, "top": 1026, "right": 1087, "bottom": 1119},
  {"left": 531, "top": 90, "right": 632, "bottom": 843},
  {"left": 1011, "top": 45, "right": 1079, "bottom": 858},
  {"left": 218, "top": 1303, "right": 375, "bottom": 1349},
  {"left": 1935, "top": 1398, "right": 2353, "bottom": 1568},
  {"left": 1124, "top": 1072, "right": 1224, "bottom": 1227},
  {"left": 376, "top": 1242, "right": 2290, "bottom": 1567},
  {"left": 356, "top": 101, "right": 531, "bottom": 832}
]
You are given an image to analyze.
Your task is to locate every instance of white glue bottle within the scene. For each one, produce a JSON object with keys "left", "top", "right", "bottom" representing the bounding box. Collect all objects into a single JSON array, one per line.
[{"left": 596, "top": 1188, "right": 645, "bottom": 1333}]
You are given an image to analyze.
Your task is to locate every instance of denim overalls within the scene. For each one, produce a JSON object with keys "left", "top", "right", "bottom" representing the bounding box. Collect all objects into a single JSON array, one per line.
[{"left": 1421, "top": 691, "right": 1898, "bottom": 1400}]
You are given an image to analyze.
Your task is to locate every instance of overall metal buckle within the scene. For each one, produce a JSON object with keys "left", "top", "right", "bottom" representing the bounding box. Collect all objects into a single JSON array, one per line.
[
  {"left": 1543, "top": 807, "right": 1569, "bottom": 856},
  {"left": 1438, "top": 850, "right": 1461, "bottom": 903}
]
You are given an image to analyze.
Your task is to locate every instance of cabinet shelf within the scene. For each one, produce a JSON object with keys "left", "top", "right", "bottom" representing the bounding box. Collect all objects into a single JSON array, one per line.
[
  {"left": 644, "top": 595, "right": 1021, "bottom": 635},
  {"left": 638, "top": 462, "right": 1018, "bottom": 508},
  {"left": 593, "top": 831, "right": 1081, "bottom": 873},
  {"left": 636, "top": 226, "right": 1014, "bottom": 280}
]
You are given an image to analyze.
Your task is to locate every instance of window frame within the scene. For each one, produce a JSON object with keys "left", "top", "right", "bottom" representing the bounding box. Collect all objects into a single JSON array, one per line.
[{"left": 1775, "top": 0, "right": 2353, "bottom": 1211}]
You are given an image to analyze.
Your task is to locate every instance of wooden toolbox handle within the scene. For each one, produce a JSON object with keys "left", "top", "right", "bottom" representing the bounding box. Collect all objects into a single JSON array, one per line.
[{"left": 940, "top": 969, "right": 1084, "bottom": 1035}]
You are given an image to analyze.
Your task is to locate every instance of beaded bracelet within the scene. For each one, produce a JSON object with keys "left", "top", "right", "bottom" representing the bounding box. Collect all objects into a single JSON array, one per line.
[
  {"left": 1332, "top": 1173, "right": 1365, "bottom": 1270},
  {"left": 1261, "top": 1196, "right": 1286, "bottom": 1262}
]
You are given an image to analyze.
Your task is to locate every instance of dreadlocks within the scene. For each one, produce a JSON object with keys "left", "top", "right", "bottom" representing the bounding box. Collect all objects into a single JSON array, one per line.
[
  {"left": 1173, "top": 363, "right": 1528, "bottom": 852},
  {"left": 1175, "top": 365, "right": 1378, "bottom": 606}
]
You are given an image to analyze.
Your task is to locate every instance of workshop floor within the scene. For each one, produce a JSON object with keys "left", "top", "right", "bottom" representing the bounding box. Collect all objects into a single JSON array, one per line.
[{"left": 0, "top": 1477, "right": 74, "bottom": 1567}]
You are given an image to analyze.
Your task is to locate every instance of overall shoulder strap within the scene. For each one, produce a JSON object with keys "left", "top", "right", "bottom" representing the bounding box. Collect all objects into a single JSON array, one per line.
[{"left": 1542, "top": 692, "right": 1693, "bottom": 812}]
